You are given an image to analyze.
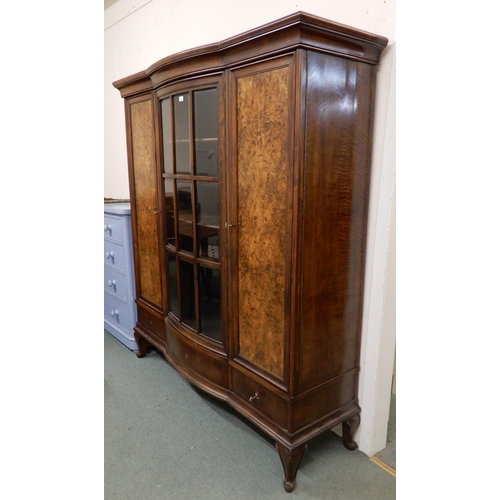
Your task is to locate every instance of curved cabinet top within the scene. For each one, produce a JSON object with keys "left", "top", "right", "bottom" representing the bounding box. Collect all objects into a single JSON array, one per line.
[{"left": 112, "top": 11, "right": 388, "bottom": 98}]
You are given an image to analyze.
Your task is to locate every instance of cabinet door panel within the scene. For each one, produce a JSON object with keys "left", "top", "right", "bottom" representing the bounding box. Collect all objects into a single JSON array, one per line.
[
  {"left": 232, "top": 59, "right": 293, "bottom": 380},
  {"left": 159, "top": 76, "right": 225, "bottom": 347},
  {"left": 129, "top": 98, "right": 163, "bottom": 309},
  {"left": 299, "top": 52, "right": 375, "bottom": 392}
]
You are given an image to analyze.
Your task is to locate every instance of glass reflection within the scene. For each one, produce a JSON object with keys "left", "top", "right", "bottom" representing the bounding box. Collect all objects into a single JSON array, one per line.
[
  {"left": 196, "top": 182, "right": 219, "bottom": 226},
  {"left": 199, "top": 265, "right": 222, "bottom": 342},
  {"left": 174, "top": 93, "right": 191, "bottom": 173},
  {"left": 194, "top": 89, "right": 218, "bottom": 177},
  {"left": 161, "top": 97, "right": 173, "bottom": 174},
  {"left": 164, "top": 178, "right": 175, "bottom": 247},
  {"left": 167, "top": 251, "right": 179, "bottom": 318},
  {"left": 196, "top": 181, "right": 219, "bottom": 262},
  {"left": 176, "top": 180, "right": 193, "bottom": 253},
  {"left": 179, "top": 259, "right": 196, "bottom": 330}
]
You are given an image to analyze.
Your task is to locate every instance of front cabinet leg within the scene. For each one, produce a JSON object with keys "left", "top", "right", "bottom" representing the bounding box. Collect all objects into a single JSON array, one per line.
[
  {"left": 276, "top": 442, "right": 307, "bottom": 493},
  {"left": 342, "top": 413, "right": 361, "bottom": 451},
  {"left": 134, "top": 332, "right": 150, "bottom": 358}
]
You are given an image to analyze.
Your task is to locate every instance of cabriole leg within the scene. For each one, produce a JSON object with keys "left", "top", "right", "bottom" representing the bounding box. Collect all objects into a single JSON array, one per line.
[
  {"left": 276, "top": 442, "right": 307, "bottom": 493},
  {"left": 134, "top": 332, "right": 150, "bottom": 358},
  {"left": 342, "top": 413, "right": 361, "bottom": 451}
]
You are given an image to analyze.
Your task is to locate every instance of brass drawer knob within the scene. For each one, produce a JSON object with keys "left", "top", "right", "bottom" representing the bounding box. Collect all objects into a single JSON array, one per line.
[{"left": 249, "top": 393, "right": 259, "bottom": 404}]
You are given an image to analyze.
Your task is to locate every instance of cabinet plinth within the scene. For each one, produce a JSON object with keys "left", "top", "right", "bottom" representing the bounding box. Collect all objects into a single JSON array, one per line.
[{"left": 113, "top": 11, "right": 388, "bottom": 492}]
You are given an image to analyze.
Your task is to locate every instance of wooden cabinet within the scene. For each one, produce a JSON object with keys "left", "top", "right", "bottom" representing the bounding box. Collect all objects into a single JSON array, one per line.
[{"left": 113, "top": 12, "right": 388, "bottom": 492}]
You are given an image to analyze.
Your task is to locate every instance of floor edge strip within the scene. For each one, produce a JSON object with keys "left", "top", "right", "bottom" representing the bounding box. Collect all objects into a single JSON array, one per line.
[{"left": 370, "top": 456, "right": 396, "bottom": 477}]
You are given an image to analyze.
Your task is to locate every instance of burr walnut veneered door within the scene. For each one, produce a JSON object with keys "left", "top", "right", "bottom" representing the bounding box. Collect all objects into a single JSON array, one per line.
[
  {"left": 229, "top": 55, "right": 295, "bottom": 382},
  {"left": 128, "top": 95, "right": 163, "bottom": 311}
]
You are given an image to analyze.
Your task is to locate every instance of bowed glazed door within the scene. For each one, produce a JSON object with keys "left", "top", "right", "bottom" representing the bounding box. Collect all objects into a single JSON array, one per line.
[{"left": 158, "top": 75, "right": 229, "bottom": 363}]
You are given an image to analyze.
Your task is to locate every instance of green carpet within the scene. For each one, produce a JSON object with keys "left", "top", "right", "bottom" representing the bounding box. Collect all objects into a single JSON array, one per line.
[{"left": 105, "top": 331, "right": 396, "bottom": 499}]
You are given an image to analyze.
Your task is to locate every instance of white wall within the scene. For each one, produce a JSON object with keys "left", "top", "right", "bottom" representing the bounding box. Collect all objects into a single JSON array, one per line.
[{"left": 104, "top": 0, "right": 396, "bottom": 456}]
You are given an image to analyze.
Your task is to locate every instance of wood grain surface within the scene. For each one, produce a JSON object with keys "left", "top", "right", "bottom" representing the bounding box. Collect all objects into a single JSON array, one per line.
[
  {"left": 236, "top": 66, "right": 290, "bottom": 379},
  {"left": 299, "top": 51, "right": 375, "bottom": 392},
  {"left": 117, "top": 16, "right": 388, "bottom": 491},
  {"left": 130, "top": 99, "right": 162, "bottom": 307}
]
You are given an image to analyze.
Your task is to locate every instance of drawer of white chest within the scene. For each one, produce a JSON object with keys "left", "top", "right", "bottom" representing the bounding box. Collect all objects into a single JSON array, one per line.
[
  {"left": 104, "top": 240, "right": 126, "bottom": 272},
  {"left": 104, "top": 214, "right": 124, "bottom": 243},
  {"left": 104, "top": 267, "right": 131, "bottom": 302},
  {"left": 104, "top": 291, "right": 131, "bottom": 332}
]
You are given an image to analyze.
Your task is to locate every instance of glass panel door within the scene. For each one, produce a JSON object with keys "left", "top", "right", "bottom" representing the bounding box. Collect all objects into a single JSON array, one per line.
[
  {"left": 173, "top": 93, "right": 191, "bottom": 174},
  {"left": 176, "top": 180, "right": 194, "bottom": 254},
  {"left": 164, "top": 178, "right": 175, "bottom": 247},
  {"left": 161, "top": 97, "right": 173, "bottom": 175},
  {"left": 194, "top": 89, "right": 218, "bottom": 177},
  {"left": 198, "top": 265, "right": 222, "bottom": 341},
  {"left": 160, "top": 84, "right": 222, "bottom": 343},
  {"left": 196, "top": 181, "right": 219, "bottom": 263}
]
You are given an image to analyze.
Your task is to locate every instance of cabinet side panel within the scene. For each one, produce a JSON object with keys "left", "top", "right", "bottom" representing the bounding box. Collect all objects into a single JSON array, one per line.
[
  {"left": 299, "top": 51, "right": 375, "bottom": 392},
  {"left": 130, "top": 100, "right": 162, "bottom": 308},
  {"left": 236, "top": 66, "right": 290, "bottom": 379}
]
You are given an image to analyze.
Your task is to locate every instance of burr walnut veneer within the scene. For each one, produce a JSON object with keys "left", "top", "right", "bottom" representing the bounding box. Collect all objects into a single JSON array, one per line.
[{"left": 113, "top": 12, "right": 388, "bottom": 492}]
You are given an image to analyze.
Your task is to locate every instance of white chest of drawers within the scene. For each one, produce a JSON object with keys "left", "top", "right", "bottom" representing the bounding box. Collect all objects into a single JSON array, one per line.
[{"left": 104, "top": 202, "right": 138, "bottom": 351}]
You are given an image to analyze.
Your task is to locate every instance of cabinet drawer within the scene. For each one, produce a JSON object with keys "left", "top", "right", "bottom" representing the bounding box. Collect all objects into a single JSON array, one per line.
[
  {"left": 104, "top": 291, "right": 131, "bottom": 333},
  {"left": 104, "top": 215, "right": 124, "bottom": 243},
  {"left": 166, "top": 321, "right": 228, "bottom": 389},
  {"left": 104, "top": 266, "right": 130, "bottom": 302},
  {"left": 104, "top": 240, "right": 126, "bottom": 272},
  {"left": 138, "top": 307, "right": 166, "bottom": 341},
  {"left": 232, "top": 368, "right": 288, "bottom": 430}
]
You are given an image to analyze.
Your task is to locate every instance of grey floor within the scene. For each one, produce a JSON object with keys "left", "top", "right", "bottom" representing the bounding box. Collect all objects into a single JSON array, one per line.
[{"left": 105, "top": 330, "right": 396, "bottom": 499}]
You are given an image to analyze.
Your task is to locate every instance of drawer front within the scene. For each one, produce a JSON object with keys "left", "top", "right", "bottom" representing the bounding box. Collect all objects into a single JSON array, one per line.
[
  {"left": 104, "top": 214, "right": 124, "bottom": 243},
  {"left": 138, "top": 307, "right": 165, "bottom": 341},
  {"left": 232, "top": 368, "right": 288, "bottom": 430},
  {"left": 166, "top": 321, "right": 228, "bottom": 389},
  {"left": 104, "top": 266, "right": 130, "bottom": 302},
  {"left": 104, "top": 291, "right": 131, "bottom": 333},
  {"left": 290, "top": 369, "right": 359, "bottom": 433},
  {"left": 104, "top": 240, "right": 126, "bottom": 272}
]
